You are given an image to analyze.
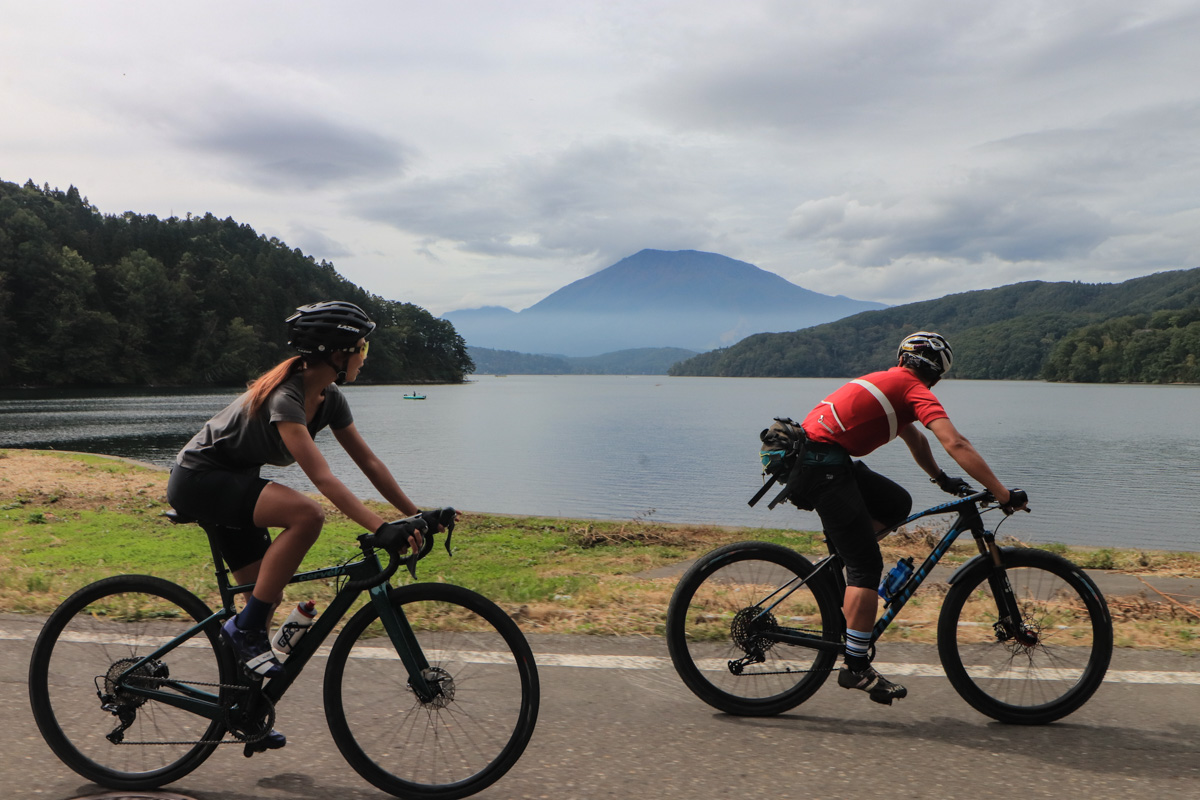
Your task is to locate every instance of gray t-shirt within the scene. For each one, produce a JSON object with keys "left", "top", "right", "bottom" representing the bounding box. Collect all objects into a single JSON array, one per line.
[{"left": 176, "top": 374, "right": 353, "bottom": 472}]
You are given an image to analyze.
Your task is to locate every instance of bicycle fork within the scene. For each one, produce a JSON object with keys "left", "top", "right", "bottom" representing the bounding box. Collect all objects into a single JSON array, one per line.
[
  {"left": 978, "top": 535, "right": 1038, "bottom": 646},
  {"left": 368, "top": 583, "right": 443, "bottom": 703}
]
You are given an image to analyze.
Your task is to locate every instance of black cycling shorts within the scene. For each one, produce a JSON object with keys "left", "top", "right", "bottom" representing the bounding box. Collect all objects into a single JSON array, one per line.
[
  {"left": 166, "top": 465, "right": 272, "bottom": 572},
  {"left": 800, "top": 460, "right": 912, "bottom": 589}
]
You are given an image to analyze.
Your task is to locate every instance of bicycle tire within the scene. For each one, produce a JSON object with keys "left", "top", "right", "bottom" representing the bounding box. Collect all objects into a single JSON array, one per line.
[
  {"left": 666, "top": 541, "right": 842, "bottom": 716},
  {"left": 28, "top": 574, "right": 235, "bottom": 789},
  {"left": 323, "top": 582, "right": 539, "bottom": 800},
  {"left": 937, "top": 548, "right": 1113, "bottom": 725}
]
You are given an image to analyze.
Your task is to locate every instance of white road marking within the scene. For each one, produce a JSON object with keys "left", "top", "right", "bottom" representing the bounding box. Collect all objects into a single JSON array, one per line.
[{"left": 9, "top": 627, "right": 1197, "bottom": 685}]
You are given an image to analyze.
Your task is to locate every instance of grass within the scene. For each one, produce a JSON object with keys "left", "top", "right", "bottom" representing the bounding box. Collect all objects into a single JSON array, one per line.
[{"left": 2, "top": 448, "right": 1199, "bottom": 649}]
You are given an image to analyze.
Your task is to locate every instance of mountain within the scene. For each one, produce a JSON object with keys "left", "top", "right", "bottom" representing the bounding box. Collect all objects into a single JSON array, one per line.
[
  {"left": 443, "top": 249, "right": 885, "bottom": 356},
  {"left": 468, "top": 346, "right": 697, "bottom": 375},
  {"left": 669, "top": 267, "right": 1200, "bottom": 383}
]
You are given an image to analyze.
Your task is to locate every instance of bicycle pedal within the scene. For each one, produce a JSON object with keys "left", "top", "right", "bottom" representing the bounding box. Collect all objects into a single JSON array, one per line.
[{"left": 243, "top": 729, "right": 287, "bottom": 758}]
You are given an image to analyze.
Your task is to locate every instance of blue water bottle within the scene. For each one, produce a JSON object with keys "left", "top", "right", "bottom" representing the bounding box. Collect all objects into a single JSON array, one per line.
[{"left": 878, "top": 557, "right": 914, "bottom": 601}]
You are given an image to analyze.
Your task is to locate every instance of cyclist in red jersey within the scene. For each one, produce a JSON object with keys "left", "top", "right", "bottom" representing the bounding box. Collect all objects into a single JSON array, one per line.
[{"left": 795, "top": 332, "right": 1027, "bottom": 704}]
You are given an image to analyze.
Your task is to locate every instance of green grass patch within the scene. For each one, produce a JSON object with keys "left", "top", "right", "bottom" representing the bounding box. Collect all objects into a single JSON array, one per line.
[{"left": 3, "top": 450, "right": 1200, "bottom": 649}]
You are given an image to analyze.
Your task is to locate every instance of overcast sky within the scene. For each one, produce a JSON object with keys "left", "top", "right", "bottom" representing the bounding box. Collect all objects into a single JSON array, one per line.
[{"left": 4, "top": 1, "right": 1199, "bottom": 315}]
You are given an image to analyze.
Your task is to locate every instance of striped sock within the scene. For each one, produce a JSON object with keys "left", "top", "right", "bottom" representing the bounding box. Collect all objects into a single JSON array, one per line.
[{"left": 845, "top": 628, "right": 872, "bottom": 670}]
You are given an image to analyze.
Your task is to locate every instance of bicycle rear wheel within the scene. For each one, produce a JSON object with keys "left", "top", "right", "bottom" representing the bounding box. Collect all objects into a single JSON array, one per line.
[
  {"left": 937, "top": 548, "right": 1113, "bottom": 724},
  {"left": 324, "top": 582, "right": 539, "bottom": 800},
  {"left": 28, "top": 574, "right": 234, "bottom": 789},
  {"left": 666, "top": 541, "right": 842, "bottom": 716}
]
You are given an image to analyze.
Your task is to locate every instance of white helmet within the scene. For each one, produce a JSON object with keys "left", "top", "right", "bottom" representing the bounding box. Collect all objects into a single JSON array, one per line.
[{"left": 897, "top": 331, "right": 953, "bottom": 378}]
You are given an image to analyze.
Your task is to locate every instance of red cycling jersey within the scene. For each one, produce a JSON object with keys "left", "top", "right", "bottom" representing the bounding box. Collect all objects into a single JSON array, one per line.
[{"left": 801, "top": 367, "right": 948, "bottom": 457}]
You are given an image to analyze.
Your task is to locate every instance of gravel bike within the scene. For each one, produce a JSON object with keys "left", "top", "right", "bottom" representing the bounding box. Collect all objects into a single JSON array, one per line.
[
  {"left": 666, "top": 489, "right": 1113, "bottom": 724},
  {"left": 28, "top": 508, "right": 540, "bottom": 799}
]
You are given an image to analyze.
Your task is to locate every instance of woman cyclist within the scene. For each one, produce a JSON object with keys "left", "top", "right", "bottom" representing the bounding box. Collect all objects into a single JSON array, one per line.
[{"left": 167, "top": 301, "right": 440, "bottom": 748}]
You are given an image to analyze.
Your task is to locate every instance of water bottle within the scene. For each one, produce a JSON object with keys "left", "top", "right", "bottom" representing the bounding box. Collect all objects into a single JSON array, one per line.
[
  {"left": 271, "top": 600, "right": 317, "bottom": 656},
  {"left": 878, "top": 557, "right": 914, "bottom": 601}
]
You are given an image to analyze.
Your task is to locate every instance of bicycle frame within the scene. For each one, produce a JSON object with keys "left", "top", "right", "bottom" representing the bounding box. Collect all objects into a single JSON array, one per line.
[
  {"left": 758, "top": 491, "right": 1014, "bottom": 653},
  {"left": 110, "top": 534, "right": 438, "bottom": 725}
]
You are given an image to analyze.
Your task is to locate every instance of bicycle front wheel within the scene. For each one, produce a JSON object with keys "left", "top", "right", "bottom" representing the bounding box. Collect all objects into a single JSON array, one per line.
[
  {"left": 324, "top": 582, "right": 539, "bottom": 800},
  {"left": 28, "top": 574, "right": 234, "bottom": 789},
  {"left": 666, "top": 541, "right": 842, "bottom": 716},
  {"left": 937, "top": 548, "right": 1113, "bottom": 724}
]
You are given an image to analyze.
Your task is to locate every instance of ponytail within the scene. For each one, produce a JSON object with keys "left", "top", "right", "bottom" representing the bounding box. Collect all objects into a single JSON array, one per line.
[{"left": 243, "top": 356, "right": 304, "bottom": 416}]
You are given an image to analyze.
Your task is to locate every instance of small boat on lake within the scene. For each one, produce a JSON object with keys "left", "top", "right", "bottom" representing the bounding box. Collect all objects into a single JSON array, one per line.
[{"left": 402, "top": 391, "right": 427, "bottom": 400}]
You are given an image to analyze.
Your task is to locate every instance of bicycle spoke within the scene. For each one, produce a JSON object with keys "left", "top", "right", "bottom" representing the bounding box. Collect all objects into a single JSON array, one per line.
[
  {"left": 938, "top": 549, "right": 1112, "bottom": 724},
  {"left": 667, "top": 542, "right": 839, "bottom": 716},
  {"left": 325, "top": 583, "right": 538, "bottom": 799},
  {"left": 30, "top": 576, "right": 232, "bottom": 788}
]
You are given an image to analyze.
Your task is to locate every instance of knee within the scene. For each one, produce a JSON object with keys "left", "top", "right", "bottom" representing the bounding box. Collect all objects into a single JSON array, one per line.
[
  {"left": 291, "top": 500, "right": 325, "bottom": 542},
  {"left": 844, "top": 551, "right": 885, "bottom": 589}
]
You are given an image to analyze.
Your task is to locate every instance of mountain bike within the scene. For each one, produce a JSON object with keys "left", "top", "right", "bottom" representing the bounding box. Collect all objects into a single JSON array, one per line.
[
  {"left": 666, "top": 489, "right": 1113, "bottom": 725},
  {"left": 28, "top": 508, "right": 540, "bottom": 799}
]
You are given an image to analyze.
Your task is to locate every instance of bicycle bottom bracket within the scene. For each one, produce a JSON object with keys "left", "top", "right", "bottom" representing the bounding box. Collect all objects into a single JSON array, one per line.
[{"left": 224, "top": 696, "right": 276, "bottom": 743}]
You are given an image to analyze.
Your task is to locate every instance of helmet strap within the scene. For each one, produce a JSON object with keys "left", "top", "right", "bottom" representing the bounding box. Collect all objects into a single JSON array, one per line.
[{"left": 319, "top": 352, "right": 349, "bottom": 385}]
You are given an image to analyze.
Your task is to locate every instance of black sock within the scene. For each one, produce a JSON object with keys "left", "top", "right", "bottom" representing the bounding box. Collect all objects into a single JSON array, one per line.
[{"left": 235, "top": 595, "right": 273, "bottom": 632}]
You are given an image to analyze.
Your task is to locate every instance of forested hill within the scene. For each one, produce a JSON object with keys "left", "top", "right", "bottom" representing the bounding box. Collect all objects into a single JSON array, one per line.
[
  {"left": 669, "top": 268, "right": 1200, "bottom": 383},
  {"left": 0, "top": 179, "right": 472, "bottom": 387}
]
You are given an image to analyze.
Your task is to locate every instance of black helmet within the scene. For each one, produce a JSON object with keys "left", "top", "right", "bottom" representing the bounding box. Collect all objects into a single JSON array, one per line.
[
  {"left": 897, "top": 331, "right": 953, "bottom": 378},
  {"left": 286, "top": 301, "right": 376, "bottom": 355}
]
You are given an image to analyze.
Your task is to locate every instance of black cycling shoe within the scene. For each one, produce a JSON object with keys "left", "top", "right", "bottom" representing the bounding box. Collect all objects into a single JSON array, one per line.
[
  {"left": 221, "top": 617, "right": 284, "bottom": 679},
  {"left": 837, "top": 664, "right": 908, "bottom": 705},
  {"left": 244, "top": 729, "right": 287, "bottom": 758}
]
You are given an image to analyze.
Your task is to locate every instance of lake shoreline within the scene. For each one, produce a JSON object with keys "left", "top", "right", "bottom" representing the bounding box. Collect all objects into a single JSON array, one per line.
[
  {"left": 3, "top": 448, "right": 1198, "bottom": 650},
  {"left": 3, "top": 447, "right": 1199, "bottom": 567}
]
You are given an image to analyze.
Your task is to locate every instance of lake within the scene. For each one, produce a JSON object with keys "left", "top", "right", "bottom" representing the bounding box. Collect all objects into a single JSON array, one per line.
[{"left": 2, "top": 376, "right": 1198, "bottom": 552}]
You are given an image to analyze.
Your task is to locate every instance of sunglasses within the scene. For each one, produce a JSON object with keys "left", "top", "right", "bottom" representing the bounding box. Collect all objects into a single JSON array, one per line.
[{"left": 349, "top": 341, "right": 370, "bottom": 358}]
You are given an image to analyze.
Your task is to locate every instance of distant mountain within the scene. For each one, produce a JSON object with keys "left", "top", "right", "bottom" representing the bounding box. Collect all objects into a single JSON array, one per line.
[
  {"left": 468, "top": 346, "right": 697, "bottom": 375},
  {"left": 669, "top": 267, "right": 1200, "bottom": 383},
  {"left": 444, "top": 249, "right": 885, "bottom": 357}
]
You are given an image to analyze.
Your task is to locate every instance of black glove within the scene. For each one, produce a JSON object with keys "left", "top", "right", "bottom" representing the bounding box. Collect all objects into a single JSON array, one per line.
[
  {"left": 932, "top": 470, "right": 971, "bottom": 496},
  {"left": 374, "top": 518, "right": 427, "bottom": 554},
  {"left": 1001, "top": 488, "right": 1029, "bottom": 515}
]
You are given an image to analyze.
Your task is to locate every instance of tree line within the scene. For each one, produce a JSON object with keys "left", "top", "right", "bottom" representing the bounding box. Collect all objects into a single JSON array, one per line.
[
  {"left": 670, "top": 268, "right": 1200, "bottom": 383},
  {"left": 0, "top": 179, "right": 473, "bottom": 387}
]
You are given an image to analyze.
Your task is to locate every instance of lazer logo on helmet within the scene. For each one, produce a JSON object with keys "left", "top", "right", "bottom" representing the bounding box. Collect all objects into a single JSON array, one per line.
[{"left": 336, "top": 324, "right": 361, "bottom": 332}]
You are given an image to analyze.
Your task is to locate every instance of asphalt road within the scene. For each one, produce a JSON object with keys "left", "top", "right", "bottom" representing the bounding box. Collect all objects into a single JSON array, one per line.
[{"left": 3, "top": 611, "right": 1199, "bottom": 800}]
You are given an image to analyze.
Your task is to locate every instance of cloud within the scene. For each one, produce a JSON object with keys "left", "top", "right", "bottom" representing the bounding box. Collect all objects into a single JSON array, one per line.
[
  {"left": 787, "top": 190, "right": 1114, "bottom": 267},
  {"left": 633, "top": 2, "right": 1200, "bottom": 139},
  {"left": 6, "top": 1, "right": 1200, "bottom": 316},
  {"left": 348, "top": 138, "right": 727, "bottom": 266},
  {"left": 288, "top": 223, "right": 354, "bottom": 260},
  {"left": 176, "top": 106, "right": 408, "bottom": 191},
  {"left": 785, "top": 95, "right": 1200, "bottom": 272}
]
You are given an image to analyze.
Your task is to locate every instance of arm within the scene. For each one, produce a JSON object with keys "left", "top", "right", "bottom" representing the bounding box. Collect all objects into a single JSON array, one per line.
[
  {"left": 897, "top": 422, "right": 941, "bottom": 478},
  {"left": 332, "top": 423, "right": 421, "bottom": 518},
  {"left": 925, "top": 417, "right": 1015, "bottom": 506},
  {"left": 276, "top": 422, "right": 390, "bottom": 532}
]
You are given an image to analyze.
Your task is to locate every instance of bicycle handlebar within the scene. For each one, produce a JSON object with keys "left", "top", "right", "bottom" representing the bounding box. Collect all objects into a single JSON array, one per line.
[{"left": 348, "top": 507, "right": 458, "bottom": 591}]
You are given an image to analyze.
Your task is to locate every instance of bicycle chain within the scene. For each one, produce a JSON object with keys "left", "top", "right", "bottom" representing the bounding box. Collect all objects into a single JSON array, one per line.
[
  {"left": 728, "top": 659, "right": 835, "bottom": 677},
  {"left": 105, "top": 675, "right": 273, "bottom": 747}
]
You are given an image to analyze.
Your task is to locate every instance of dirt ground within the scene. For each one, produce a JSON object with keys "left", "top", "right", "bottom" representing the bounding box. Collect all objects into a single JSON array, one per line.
[{"left": 0, "top": 448, "right": 169, "bottom": 506}]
